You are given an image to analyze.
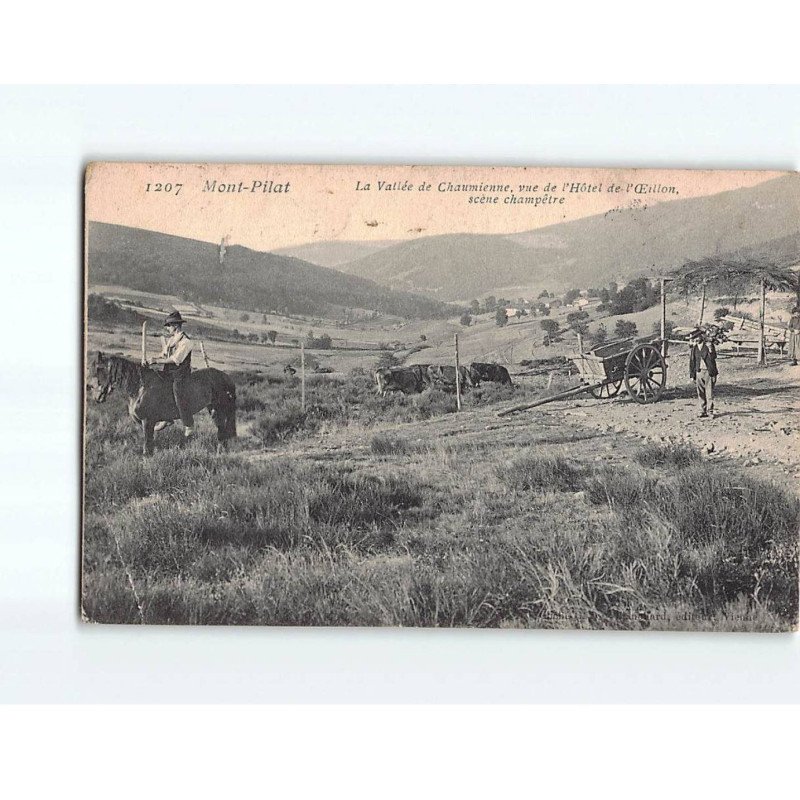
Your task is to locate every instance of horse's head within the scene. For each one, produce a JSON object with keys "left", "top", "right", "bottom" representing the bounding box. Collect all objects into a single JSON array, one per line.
[{"left": 90, "top": 351, "right": 114, "bottom": 403}]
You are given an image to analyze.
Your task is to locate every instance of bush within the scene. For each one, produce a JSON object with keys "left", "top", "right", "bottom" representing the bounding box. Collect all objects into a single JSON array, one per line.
[
  {"left": 252, "top": 405, "right": 308, "bottom": 445},
  {"left": 615, "top": 319, "right": 638, "bottom": 338},
  {"left": 370, "top": 433, "right": 416, "bottom": 456},
  {"left": 634, "top": 443, "right": 701, "bottom": 470},
  {"left": 713, "top": 307, "right": 730, "bottom": 322},
  {"left": 499, "top": 453, "right": 584, "bottom": 493}
]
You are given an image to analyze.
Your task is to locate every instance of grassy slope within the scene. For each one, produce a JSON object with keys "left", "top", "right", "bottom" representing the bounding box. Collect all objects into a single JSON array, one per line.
[
  {"left": 82, "top": 368, "right": 799, "bottom": 630},
  {"left": 88, "top": 222, "right": 455, "bottom": 319}
]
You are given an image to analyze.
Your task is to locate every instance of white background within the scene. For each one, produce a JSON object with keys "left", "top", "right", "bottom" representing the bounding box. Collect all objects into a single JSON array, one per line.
[{"left": 1, "top": 85, "right": 799, "bottom": 703}]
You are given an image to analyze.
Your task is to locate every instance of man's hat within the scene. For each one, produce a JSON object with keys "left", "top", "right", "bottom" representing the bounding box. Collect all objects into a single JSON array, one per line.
[
  {"left": 687, "top": 327, "right": 704, "bottom": 340},
  {"left": 164, "top": 310, "right": 186, "bottom": 327}
]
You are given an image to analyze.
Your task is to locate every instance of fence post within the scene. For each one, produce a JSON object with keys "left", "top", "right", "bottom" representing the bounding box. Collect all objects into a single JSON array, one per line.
[
  {"left": 300, "top": 342, "right": 306, "bottom": 412},
  {"left": 454, "top": 333, "right": 462, "bottom": 411},
  {"left": 141, "top": 321, "right": 147, "bottom": 365},
  {"left": 660, "top": 277, "right": 672, "bottom": 357},
  {"left": 758, "top": 276, "right": 766, "bottom": 365},
  {"left": 200, "top": 340, "right": 211, "bottom": 368},
  {"left": 697, "top": 280, "right": 707, "bottom": 326}
]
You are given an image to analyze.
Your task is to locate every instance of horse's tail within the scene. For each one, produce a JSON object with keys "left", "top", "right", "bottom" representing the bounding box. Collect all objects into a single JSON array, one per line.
[{"left": 217, "top": 378, "right": 237, "bottom": 441}]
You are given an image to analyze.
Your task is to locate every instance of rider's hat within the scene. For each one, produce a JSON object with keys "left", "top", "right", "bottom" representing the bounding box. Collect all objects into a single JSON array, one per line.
[{"left": 164, "top": 310, "right": 186, "bottom": 327}]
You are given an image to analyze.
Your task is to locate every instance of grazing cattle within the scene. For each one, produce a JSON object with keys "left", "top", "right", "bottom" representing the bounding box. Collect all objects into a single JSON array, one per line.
[
  {"left": 374, "top": 364, "right": 429, "bottom": 396},
  {"left": 425, "top": 364, "right": 473, "bottom": 392},
  {"left": 469, "top": 362, "right": 512, "bottom": 386}
]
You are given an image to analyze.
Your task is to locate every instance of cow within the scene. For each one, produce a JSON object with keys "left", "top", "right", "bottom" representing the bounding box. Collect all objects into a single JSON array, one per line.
[
  {"left": 374, "top": 364, "right": 429, "bottom": 397},
  {"left": 468, "top": 362, "right": 512, "bottom": 386},
  {"left": 425, "top": 364, "right": 473, "bottom": 392}
]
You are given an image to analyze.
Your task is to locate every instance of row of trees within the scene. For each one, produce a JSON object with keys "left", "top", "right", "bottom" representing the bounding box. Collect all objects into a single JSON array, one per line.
[{"left": 538, "top": 317, "right": 641, "bottom": 346}]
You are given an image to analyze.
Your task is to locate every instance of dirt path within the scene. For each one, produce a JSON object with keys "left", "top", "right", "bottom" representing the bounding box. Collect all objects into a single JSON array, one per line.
[
  {"left": 244, "top": 356, "right": 800, "bottom": 495},
  {"left": 533, "top": 357, "right": 800, "bottom": 491}
]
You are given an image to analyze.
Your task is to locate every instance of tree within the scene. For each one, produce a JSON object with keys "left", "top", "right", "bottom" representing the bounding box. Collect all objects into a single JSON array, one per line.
[
  {"left": 470, "top": 299, "right": 481, "bottom": 315},
  {"left": 538, "top": 289, "right": 550, "bottom": 299},
  {"left": 713, "top": 307, "right": 730, "bottom": 322},
  {"left": 262, "top": 314, "right": 267, "bottom": 325},
  {"left": 651, "top": 319, "right": 675, "bottom": 338},
  {"left": 460, "top": 312, "right": 472, "bottom": 326},
  {"left": 673, "top": 256, "right": 798, "bottom": 364},
  {"left": 267, "top": 329, "right": 278, "bottom": 344},
  {"left": 240, "top": 312, "right": 250, "bottom": 323},
  {"left": 615, "top": 319, "right": 638, "bottom": 338},
  {"left": 592, "top": 324, "right": 608, "bottom": 345},
  {"left": 495, "top": 307, "right": 508, "bottom": 327},
  {"left": 483, "top": 296, "right": 497, "bottom": 314},
  {"left": 564, "top": 288, "right": 581, "bottom": 304},
  {"left": 566, "top": 310, "right": 590, "bottom": 336},
  {"left": 540, "top": 319, "right": 560, "bottom": 339}
]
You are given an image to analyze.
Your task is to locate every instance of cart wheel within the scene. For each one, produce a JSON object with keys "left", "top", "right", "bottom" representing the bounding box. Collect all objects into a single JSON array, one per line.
[
  {"left": 624, "top": 344, "right": 666, "bottom": 404},
  {"left": 590, "top": 379, "right": 623, "bottom": 399}
]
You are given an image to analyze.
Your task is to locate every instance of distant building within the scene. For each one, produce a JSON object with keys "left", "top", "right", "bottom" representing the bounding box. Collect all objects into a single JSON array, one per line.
[{"left": 573, "top": 297, "right": 590, "bottom": 309}]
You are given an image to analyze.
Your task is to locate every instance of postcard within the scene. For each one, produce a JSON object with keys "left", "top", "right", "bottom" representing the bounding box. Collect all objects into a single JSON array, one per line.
[{"left": 83, "top": 163, "right": 800, "bottom": 630}]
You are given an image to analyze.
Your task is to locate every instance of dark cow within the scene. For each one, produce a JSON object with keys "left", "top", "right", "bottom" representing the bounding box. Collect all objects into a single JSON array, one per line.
[
  {"left": 374, "top": 364, "right": 429, "bottom": 397},
  {"left": 469, "top": 362, "right": 512, "bottom": 386},
  {"left": 425, "top": 364, "right": 473, "bottom": 392}
]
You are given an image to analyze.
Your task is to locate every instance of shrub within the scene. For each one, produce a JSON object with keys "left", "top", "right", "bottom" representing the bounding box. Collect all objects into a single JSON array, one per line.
[
  {"left": 499, "top": 453, "right": 584, "bottom": 493},
  {"left": 634, "top": 443, "right": 701, "bottom": 470},
  {"left": 614, "top": 319, "right": 638, "bottom": 338},
  {"left": 252, "top": 405, "right": 308, "bottom": 445},
  {"left": 370, "top": 433, "right": 416, "bottom": 456}
]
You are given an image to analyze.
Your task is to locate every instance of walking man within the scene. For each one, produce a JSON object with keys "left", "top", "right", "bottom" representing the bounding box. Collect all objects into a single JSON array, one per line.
[
  {"left": 148, "top": 310, "right": 195, "bottom": 439},
  {"left": 689, "top": 327, "right": 718, "bottom": 419},
  {"left": 789, "top": 305, "right": 800, "bottom": 366}
]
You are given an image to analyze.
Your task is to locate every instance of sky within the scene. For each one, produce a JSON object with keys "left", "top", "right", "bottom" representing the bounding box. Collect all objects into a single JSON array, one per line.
[{"left": 86, "top": 163, "right": 785, "bottom": 252}]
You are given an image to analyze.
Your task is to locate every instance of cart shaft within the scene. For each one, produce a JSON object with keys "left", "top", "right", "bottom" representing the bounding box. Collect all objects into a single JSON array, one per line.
[{"left": 498, "top": 381, "right": 604, "bottom": 416}]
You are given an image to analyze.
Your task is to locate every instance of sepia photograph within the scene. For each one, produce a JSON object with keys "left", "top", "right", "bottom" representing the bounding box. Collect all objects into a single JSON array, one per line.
[{"left": 82, "top": 163, "right": 800, "bottom": 631}]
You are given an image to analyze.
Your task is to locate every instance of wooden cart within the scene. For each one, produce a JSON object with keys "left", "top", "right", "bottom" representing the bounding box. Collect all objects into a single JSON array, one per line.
[{"left": 498, "top": 336, "right": 667, "bottom": 416}]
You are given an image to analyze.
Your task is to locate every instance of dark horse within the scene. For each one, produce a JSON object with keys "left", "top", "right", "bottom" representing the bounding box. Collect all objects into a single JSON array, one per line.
[{"left": 90, "top": 352, "right": 237, "bottom": 455}]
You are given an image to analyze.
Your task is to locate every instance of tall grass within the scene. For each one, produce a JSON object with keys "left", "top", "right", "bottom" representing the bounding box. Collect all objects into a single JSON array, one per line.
[{"left": 83, "top": 383, "right": 799, "bottom": 630}]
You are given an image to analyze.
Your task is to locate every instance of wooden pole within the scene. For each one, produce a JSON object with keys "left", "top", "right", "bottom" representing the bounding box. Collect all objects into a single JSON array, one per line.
[
  {"left": 454, "top": 333, "right": 462, "bottom": 411},
  {"left": 758, "top": 276, "right": 766, "bottom": 365},
  {"left": 300, "top": 342, "right": 306, "bottom": 412},
  {"left": 200, "top": 340, "right": 211, "bottom": 368},
  {"left": 660, "top": 278, "right": 667, "bottom": 356},
  {"left": 498, "top": 381, "right": 602, "bottom": 416},
  {"left": 697, "top": 281, "right": 707, "bottom": 326},
  {"left": 576, "top": 332, "right": 584, "bottom": 354},
  {"left": 141, "top": 321, "right": 147, "bottom": 365}
]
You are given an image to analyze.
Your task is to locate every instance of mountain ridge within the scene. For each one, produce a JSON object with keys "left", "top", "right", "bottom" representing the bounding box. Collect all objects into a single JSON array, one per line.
[
  {"left": 321, "top": 175, "right": 800, "bottom": 299},
  {"left": 87, "top": 222, "right": 456, "bottom": 319}
]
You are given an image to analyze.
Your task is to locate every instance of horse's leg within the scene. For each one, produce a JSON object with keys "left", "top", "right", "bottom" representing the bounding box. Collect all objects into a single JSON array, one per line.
[{"left": 142, "top": 419, "right": 155, "bottom": 456}]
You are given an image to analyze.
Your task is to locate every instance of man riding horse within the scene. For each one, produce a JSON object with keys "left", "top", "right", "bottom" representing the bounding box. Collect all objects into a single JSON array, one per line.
[{"left": 146, "top": 310, "right": 195, "bottom": 439}]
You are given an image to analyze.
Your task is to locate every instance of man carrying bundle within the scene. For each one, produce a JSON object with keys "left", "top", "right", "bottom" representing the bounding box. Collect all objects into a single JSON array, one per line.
[
  {"left": 688, "top": 327, "right": 719, "bottom": 419},
  {"left": 789, "top": 305, "right": 800, "bottom": 367},
  {"left": 147, "top": 310, "right": 195, "bottom": 439}
]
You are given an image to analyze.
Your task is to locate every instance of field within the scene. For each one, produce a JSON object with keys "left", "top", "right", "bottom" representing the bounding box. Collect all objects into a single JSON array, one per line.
[{"left": 82, "top": 329, "right": 800, "bottom": 630}]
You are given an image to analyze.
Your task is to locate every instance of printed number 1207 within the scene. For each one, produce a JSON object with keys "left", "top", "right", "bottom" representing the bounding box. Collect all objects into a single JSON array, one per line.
[{"left": 146, "top": 183, "right": 183, "bottom": 196}]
